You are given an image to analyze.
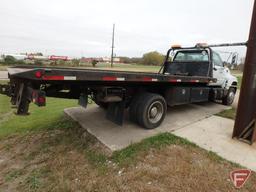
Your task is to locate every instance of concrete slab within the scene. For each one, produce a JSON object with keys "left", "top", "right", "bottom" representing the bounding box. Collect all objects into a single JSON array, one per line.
[
  {"left": 173, "top": 116, "right": 256, "bottom": 171},
  {"left": 64, "top": 103, "right": 229, "bottom": 151}
]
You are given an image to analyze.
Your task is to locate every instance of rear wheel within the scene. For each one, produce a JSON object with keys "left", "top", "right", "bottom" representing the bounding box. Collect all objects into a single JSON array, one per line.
[
  {"left": 222, "top": 88, "right": 236, "bottom": 106},
  {"left": 137, "top": 93, "right": 167, "bottom": 129},
  {"left": 129, "top": 94, "right": 144, "bottom": 123}
]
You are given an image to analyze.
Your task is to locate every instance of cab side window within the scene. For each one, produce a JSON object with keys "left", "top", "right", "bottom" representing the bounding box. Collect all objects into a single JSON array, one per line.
[{"left": 213, "top": 52, "right": 223, "bottom": 67}]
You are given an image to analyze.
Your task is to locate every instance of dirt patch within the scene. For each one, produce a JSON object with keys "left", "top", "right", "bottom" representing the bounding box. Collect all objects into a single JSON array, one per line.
[{"left": 0, "top": 127, "right": 255, "bottom": 192}]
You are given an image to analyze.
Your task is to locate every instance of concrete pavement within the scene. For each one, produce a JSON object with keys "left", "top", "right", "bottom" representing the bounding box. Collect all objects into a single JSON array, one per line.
[
  {"left": 173, "top": 116, "right": 256, "bottom": 171},
  {"left": 65, "top": 103, "right": 229, "bottom": 151}
]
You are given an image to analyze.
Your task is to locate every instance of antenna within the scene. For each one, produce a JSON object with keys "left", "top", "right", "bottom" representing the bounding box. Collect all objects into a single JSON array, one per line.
[{"left": 110, "top": 24, "right": 115, "bottom": 68}]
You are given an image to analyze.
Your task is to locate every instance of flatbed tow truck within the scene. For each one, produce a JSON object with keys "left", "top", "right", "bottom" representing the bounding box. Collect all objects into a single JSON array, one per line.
[{"left": 0, "top": 43, "right": 245, "bottom": 129}]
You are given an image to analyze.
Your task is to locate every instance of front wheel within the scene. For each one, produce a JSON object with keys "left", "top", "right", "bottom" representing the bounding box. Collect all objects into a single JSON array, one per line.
[
  {"left": 137, "top": 93, "right": 167, "bottom": 129},
  {"left": 222, "top": 88, "right": 236, "bottom": 106}
]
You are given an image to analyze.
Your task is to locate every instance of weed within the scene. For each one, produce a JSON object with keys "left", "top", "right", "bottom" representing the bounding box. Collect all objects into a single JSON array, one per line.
[
  {"left": 4, "top": 169, "right": 23, "bottom": 182},
  {"left": 216, "top": 108, "right": 236, "bottom": 120}
]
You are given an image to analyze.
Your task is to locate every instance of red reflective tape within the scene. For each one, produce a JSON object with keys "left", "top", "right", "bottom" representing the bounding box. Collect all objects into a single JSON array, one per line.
[
  {"left": 42, "top": 76, "right": 64, "bottom": 80},
  {"left": 142, "top": 77, "right": 153, "bottom": 81},
  {"left": 102, "top": 76, "right": 117, "bottom": 81}
]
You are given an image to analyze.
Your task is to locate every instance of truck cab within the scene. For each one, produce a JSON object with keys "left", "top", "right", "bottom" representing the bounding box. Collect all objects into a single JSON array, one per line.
[
  {"left": 162, "top": 45, "right": 238, "bottom": 105},
  {"left": 211, "top": 51, "right": 238, "bottom": 90}
]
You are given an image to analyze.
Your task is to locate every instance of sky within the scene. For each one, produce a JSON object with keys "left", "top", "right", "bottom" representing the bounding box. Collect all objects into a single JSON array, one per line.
[{"left": 0, "top": 0, "right": 254, "bottom": 59}]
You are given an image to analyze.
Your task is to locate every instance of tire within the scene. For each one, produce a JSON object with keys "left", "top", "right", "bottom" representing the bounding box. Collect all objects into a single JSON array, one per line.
[
  {"left": 129, "top": 94, "right": 145, "bottom": 123},
  {"left": 137, "top": 93, "right": 167, "bottom": 129},
  {"left": 222, "top": 88, "right": 236, "bottom": 106}
]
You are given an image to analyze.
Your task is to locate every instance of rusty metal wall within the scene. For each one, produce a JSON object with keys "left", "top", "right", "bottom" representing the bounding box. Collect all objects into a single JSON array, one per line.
[{"left": 233, "top": 0, "right": 256, "bottom": 143}]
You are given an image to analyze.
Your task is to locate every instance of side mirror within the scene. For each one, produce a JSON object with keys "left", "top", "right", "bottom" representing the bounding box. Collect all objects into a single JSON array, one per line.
[{"left": 213, "top": 67, "right": 217, "bottom": 71}]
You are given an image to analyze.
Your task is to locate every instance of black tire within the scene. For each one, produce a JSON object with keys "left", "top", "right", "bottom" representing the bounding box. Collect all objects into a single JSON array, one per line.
[
  {"left": 137, "top": 93, "right": 167, "bottom": 129},
  {"left": 222, "top": 88, "right": 236, "bottom": 106},
  {"left": 129, "top": 94, "right": 145, "bottom": 123}
]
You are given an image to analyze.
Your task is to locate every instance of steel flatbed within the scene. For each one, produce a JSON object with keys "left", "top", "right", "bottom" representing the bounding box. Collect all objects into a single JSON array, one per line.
[{"left": 7, "top": 65, "right": 213, "bottom": 85}]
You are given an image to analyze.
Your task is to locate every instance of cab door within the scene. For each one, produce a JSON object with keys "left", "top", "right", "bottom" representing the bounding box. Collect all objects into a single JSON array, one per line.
[{"left": 212, "top": 52, "right": 226, "bottom": 87}]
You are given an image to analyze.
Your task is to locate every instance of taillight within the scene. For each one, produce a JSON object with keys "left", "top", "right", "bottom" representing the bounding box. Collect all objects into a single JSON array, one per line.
[
  {"left": 32, "top": 90, "right": 46, "bottom": 106},
  {"left": 35, "top": 70, "right": 43, "bottom": 78},
  {"left": 38, "top": 96, "right": 46, "bottom": 104}
]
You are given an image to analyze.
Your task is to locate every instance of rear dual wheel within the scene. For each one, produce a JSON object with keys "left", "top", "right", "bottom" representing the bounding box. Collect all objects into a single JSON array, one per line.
[{"left": 129, "top": 93, "right": 167, "bottom": 129}]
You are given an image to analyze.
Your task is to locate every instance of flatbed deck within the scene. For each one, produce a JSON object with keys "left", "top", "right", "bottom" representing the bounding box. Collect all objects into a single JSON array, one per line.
[{"left": 7, "top": 65, "right": 214, "bottom": 85}]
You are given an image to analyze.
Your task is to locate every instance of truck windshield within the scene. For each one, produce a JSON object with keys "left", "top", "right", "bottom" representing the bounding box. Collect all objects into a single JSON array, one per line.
[{"left": 174, "top": 51, "right": 209, "bottom": 62}]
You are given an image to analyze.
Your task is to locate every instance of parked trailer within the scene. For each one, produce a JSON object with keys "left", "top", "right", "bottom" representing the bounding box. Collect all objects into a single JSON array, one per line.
[{"left": 0, "top": 44, "right": 240, "bottom": 129}]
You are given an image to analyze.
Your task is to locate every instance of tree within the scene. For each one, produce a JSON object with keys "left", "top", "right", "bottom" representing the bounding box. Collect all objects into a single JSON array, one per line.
[
  {"left": 92, "top": 60, "right": 98, "bottom": 67},
  {"left": 4, "top": 56, "right": 16, "bottom": 65},
  {"left": 142, "top": 51, "right": 164, "bottom": 66},
  {"left": 71, "top": 59, "right": 80, "bottom": 67}
]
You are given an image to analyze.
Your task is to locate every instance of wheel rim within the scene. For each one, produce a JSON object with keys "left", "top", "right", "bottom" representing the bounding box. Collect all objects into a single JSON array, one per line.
[
  {"left": 147, "top": 101, "right": 164, "bottom": 124},
  {"left": 227, "top": 91, "right": 235, "bottom": 104}
]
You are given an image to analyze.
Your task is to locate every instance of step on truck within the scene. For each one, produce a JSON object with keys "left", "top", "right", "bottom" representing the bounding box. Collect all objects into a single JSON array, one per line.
[{"left": 0, "top": 43, "right": 243, "bottom": 129}]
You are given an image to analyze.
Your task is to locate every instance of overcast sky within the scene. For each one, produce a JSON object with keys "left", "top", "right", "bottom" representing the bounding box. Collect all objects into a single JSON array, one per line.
[{"left": 0, "top": 0, "right": 254, "bottom": 58}]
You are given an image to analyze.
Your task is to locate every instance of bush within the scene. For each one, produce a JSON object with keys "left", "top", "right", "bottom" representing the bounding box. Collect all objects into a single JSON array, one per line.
[
  {"left": 71, "top": 59, "right": 80, "bottom": 67},
  {"left": 35, "top": 61, "right": 43, "bottom": 66},
  {"left": 4, "top": 56, "right": 16, "bottom": 65},
  {"left": 119, "top": 57, "right": 143, "bottom": 64},
  {"left": 92, "top": 60, "right": 98, "bottom": 67},
  {"left": 142, "top": 51, "right": 164, "bottom": 66},
  {"left": 57, "top": 60, "right": 66, "bottom": 66},
  {"left": 3, "top": 56, "right": 25, "bottom": 65}
]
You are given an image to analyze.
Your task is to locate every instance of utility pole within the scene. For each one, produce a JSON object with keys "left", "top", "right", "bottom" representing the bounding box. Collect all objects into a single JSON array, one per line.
[{"left": 110, "top": 24, "right": 115, "bottom": 68}]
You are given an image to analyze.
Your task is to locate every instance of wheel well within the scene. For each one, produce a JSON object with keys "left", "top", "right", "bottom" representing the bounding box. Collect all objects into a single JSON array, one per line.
[
  {"left": 232, "top": 81, "right": 238, "bottom": 86},
  {"left": 231, "top": 82, "right": 238, "bottom": 92}
]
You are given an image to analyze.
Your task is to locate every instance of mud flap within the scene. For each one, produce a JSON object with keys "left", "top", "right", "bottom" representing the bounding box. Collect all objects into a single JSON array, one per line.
[
  {"left": 78, "top": 93, "right": 88, "bottom": 108},
  {"left": 106, "top": 101, "right": 125, "bottom": 125},
  {"left": 16, "top": 83, "right": 32, "bottom": 115}
]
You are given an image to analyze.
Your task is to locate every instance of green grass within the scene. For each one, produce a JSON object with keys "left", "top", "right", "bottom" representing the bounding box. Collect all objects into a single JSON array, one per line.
[
  {"left": 111, "top": 133, "right": 196, "bottom": 165},
  {"left": 236, "top": 75, "right": 242, "bottom": 89},
  {"left": 0, "top": 94, "right": 11, "bottom": 115},
  {"left": 81, "top": 132, "right": 197, "bottom": 169},
  {"left": 0, "top": 80, "right": 11, "bottom": 114},
  {"left": 4, "top": 169, "right": 23, "bottom": 182},
  {"left": 80, "top": 63, "right": 161, "bottom": 73},
  {"left": 0, "top": 95, "right": 78, "bottom": 138},
  {"left": 82, "top": 131, "right": 240, "bottom": 169},
  {"left": 25, "top": 169, "right": 45, "bottom": 191},
  {"left": 216, "top": 108, "right": 236, "bottom": 120}
]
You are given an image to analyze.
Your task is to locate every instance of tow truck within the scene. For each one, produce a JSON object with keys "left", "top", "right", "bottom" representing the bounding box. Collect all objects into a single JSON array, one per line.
[{"left": 0, "top": 43, "right": 243, "bottom": 129}]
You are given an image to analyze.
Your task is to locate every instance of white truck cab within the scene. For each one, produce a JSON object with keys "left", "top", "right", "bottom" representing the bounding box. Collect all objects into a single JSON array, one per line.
[
  {"left": 211, "top": 51, "right": 238, "bottom": 88},
  {"left": 166, "top": 48, "right": 238, "bottom": 106},
  {"left": 210, "top": 51, "right": 238, "bottom": 105}
]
